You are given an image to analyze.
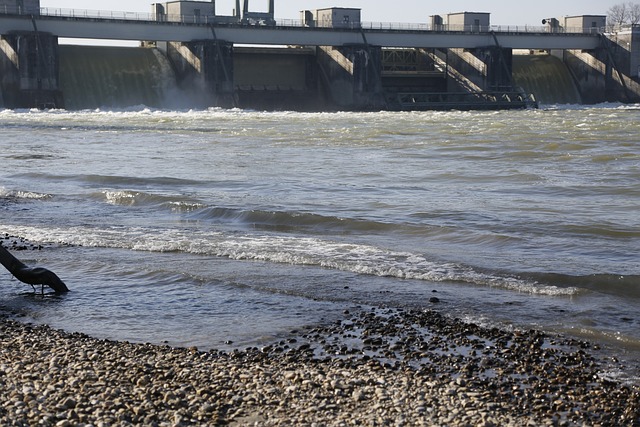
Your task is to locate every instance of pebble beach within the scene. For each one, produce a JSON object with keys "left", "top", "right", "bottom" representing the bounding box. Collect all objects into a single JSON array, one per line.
[{"left": 1, "top": 305, "right": 639, "bottom": 426}]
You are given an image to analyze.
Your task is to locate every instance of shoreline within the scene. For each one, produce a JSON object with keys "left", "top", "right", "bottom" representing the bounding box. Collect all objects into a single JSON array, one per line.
[{"left": 1, "top": 307, "right": 638, "bottom": 426}]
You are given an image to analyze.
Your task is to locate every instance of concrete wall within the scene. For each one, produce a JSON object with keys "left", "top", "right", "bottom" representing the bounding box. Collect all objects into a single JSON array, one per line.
[
  {"left": 234, "top": 47, "right": 312, "bottom": 89},
  {"left": 154, "top": 1, "right": 215, "bottom": 23},
  {"left": 447, "top": 12, "right": 490, "bottom": 32},
  {"left": 564, "top": 29, "right": 640, "bottom": 103},
  {"left": 313, "top": 8, "right": 361, "bottom": 29},
  {"left": 564, "top": 49, "right": 608, "bottom": 103},
  {"left": 564, "top": 16, "right": 606, "bottom": 33},
  {"left": 609, "top": 26, "right": 640, "bottom": 77},
  {"left": 234, "top": 47, "right": 322, "bottom": 111}
]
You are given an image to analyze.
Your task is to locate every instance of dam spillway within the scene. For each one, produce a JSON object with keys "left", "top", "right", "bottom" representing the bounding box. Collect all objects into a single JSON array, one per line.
[
  {"left": 53, "top": 45, "right": 595, "bottom": 111},
  {"left": 512, "top": 54, "right": 582, "bottom": 105},
  {"left": 59, "top": 46, "right": 179, "bottom": 110}
]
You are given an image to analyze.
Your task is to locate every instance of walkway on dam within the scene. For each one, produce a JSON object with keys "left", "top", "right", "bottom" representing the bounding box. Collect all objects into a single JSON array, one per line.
[{"left": 0, "top": 7, "right": 602, "bottom": 50}]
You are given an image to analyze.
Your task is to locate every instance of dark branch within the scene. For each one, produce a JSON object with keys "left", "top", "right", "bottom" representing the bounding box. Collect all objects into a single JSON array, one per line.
[{"left": 0, "top": 244, "right": 69, "bottom": 293}]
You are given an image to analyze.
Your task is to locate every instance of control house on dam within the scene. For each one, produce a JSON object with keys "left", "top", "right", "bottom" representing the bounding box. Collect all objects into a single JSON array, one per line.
[{"left": 0, "top": 0, "right": 639, "bottom": 110}]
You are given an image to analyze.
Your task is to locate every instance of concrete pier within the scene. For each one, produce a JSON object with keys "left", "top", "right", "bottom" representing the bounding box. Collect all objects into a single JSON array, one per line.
[
  {"left": 317, "top": 45, "right": 386, "bottom": 110},
  {"left": 0, "top": 31, "right": 63, "bottom": 108},
  {"left": 163, "top": 39, "right": 236, "bottom": 108}
]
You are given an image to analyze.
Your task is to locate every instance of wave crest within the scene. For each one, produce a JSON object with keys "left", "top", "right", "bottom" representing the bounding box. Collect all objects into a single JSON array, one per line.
[
  {"left": 96, "top": 190, "right": 204, "bottom": 212},
  {"left": 0, "top": 187, "right": 52, "bottom": 200},
  {"left": 3, "top": 223, "right": 579, "bottom": 297}
]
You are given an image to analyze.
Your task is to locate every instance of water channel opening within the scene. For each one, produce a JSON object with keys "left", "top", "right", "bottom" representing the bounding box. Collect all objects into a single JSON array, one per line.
[
  {"left": 512, "top": 53, "right": 582, "bottom": 105},
  {"left": 58, "top": 45, "right": 181, "bottom": 110}
]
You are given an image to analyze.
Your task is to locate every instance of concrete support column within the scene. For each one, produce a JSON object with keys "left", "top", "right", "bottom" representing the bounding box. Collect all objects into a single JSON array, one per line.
[
  {"left": 446, "top": 47, "right": 513, "bottom": 93},
  {"left": 487, "top": 47, "right": 514, "bottom": 90},
  {"left": 317, "top": 44, "right": 385, "bottom": 110},
  {"left": 166, "top": 39, "right": 235, "bottom": 108},
  {"left": 0, "top": 32, "right": 63, "bottom": 108},
  {"left": 564, "top": 48, "right": 608, "bottom": 103}
]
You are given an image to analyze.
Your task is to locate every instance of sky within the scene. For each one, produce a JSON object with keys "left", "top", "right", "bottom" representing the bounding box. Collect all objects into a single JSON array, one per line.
[{"left": 40, "top": 0, "right": 622, "bottom": 26}]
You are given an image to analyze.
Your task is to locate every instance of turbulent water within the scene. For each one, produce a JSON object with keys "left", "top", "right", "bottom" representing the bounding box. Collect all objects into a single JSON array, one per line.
[{"left": 1, "top": 106, "right": 639, "bottom": 377}]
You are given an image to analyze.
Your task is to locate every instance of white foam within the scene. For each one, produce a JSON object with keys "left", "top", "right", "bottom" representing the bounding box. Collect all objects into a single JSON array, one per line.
[
  {"left": 0, "top": 187, "right": 52, "bottom": 200},
  {"left": 103, "top": 190, "right": 139, "bottom": 205},
  {"left": 541, "top": 102, "right": 640, "bottom": 111},
  {"left": 2, "top": 223, "right": 579, "bottom": 297}
]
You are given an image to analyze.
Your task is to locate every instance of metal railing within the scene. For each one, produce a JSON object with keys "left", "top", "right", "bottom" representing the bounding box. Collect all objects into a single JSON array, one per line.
[
  {"left": 0, "top": 6, "right": 607, "bottom": 35},
  {"left": 606, "top": 23, "right": 640, "bottom": 33},
  {"left": 39, "top": 7, "right": 156, "bottom": 21},
  {"left": 394, "top": 90, "right": 538, "bottom": 110}
]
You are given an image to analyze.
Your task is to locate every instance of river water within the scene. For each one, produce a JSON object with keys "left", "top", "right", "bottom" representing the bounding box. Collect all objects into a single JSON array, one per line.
[{"left": 1, "top": 105, "right": 639, "bottom": 378}]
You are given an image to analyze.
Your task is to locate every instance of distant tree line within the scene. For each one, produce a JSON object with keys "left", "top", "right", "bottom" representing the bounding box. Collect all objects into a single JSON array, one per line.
[{"left": 608, "top": 2, "right": 640, "bottom": 27}]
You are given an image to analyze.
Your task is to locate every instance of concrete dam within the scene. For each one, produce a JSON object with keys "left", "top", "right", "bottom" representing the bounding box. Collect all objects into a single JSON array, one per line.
[
  {"left": 54, "top": 45, "right": 586, "bottom": 110},
  {"left": 1, "top": 6, "right": 639, "bottom": 110}
]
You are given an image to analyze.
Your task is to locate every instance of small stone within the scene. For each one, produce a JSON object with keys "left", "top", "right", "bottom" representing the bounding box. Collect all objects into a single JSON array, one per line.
[{"left": 60, "top": 397, "right": 77, "bottom": 410}]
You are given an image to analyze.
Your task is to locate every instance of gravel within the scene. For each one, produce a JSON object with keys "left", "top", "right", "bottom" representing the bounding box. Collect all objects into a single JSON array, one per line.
[{"left": 1, "top": 306, "right": 638, "bottom": 426}]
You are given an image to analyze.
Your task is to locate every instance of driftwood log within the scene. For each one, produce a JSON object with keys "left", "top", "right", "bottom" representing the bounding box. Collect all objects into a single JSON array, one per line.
[{"left": 0, "top": 244, "right": 69, "bottom": 293}]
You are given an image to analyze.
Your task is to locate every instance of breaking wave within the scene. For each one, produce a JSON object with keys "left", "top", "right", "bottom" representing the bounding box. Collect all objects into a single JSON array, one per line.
[
  {"left": 3, "top": 223, "right": 580, "bottom": 297},
  {"left": 0, "top": 187, "right": 52, "bottom": 200}
]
